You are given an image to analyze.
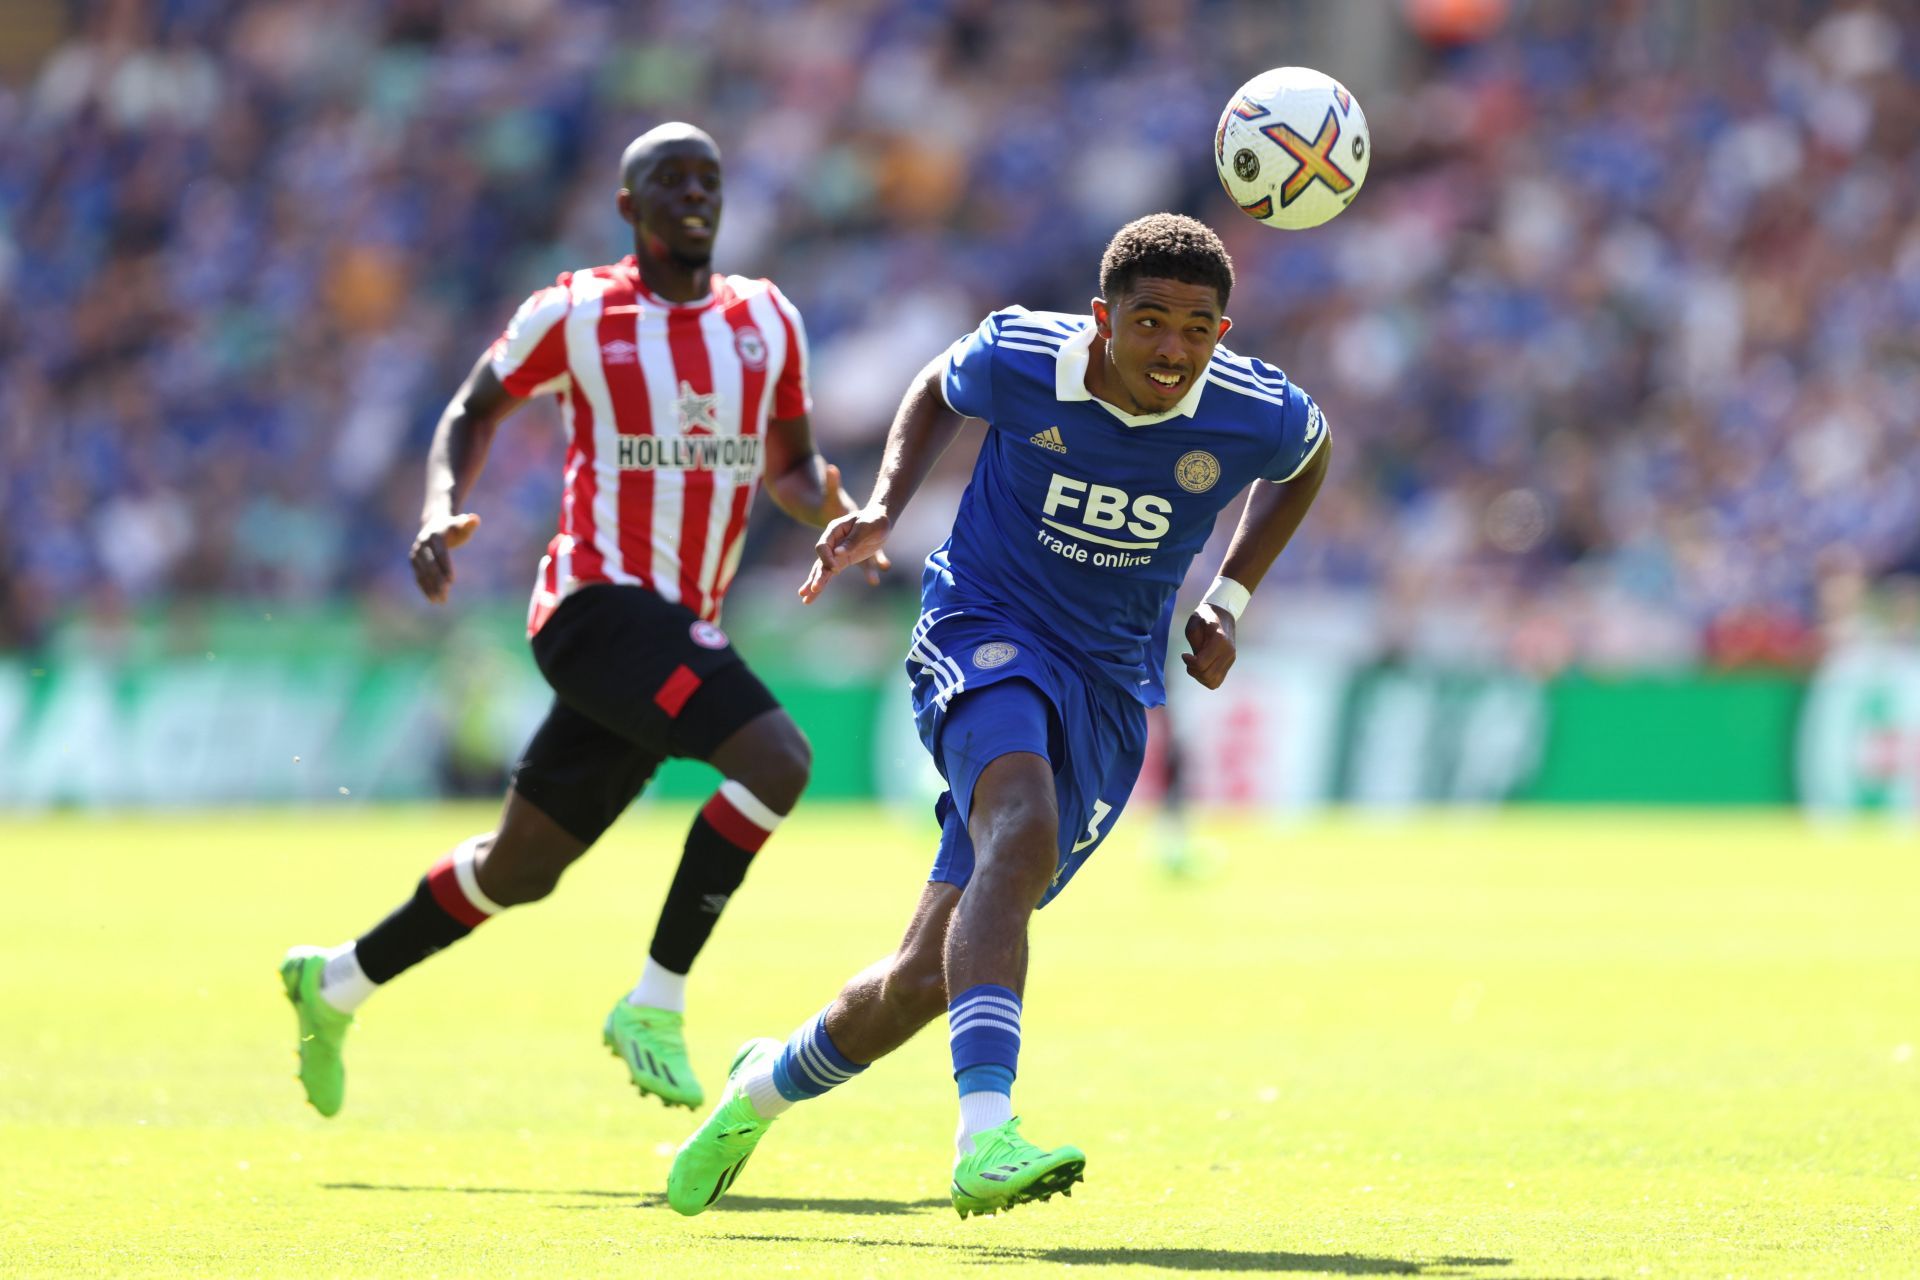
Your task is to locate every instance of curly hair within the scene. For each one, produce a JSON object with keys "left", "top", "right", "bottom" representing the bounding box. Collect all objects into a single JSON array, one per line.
[{"left": 1098, "top": 213, "right": 1235, "bottom": 310}]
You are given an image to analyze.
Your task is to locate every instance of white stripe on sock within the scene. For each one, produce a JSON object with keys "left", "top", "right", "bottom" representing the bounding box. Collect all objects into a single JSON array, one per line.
[
  {"left": 318, "top": 941, "right": 376, "bottom": 1014},
  {"left": 452, "top": 838, "right": 505, "bottom": 916},
  {"left": 718, "top": 779, "right": 783, "bottom": 831},
  {"left": 795, "top": 1037, "right": 853, "bottom": 1085},
  {"left": 948, "top": 1012, "right": 1024, "bottom": 1039}
]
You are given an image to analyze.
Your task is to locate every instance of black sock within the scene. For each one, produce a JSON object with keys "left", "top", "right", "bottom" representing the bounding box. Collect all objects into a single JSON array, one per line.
[
  {"left": 648, "top": 784, "right": 776, "bottom": 972},
  {"left": 355, "top": 849, "right": 500, "bottom": 984}
]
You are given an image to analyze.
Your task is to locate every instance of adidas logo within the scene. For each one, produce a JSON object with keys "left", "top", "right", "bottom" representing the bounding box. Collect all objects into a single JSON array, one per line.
[{"left": 1028, "top": 426, "right": 1068, "bottom": 453}]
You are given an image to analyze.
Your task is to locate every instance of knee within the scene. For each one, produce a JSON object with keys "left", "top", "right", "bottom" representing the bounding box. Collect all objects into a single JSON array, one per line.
[
  {"left": 737, "top": 720, "right": 812, "bottom": 816},
  {"left": 474, "top": 830, "right": 573, "bottom": 906},
  {"left": 973, "top": 801, "right": 1057, "bottom": 904}
]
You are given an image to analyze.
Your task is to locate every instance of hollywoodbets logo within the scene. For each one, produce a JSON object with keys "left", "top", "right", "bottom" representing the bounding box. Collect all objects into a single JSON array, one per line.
[{"left": 616, "top": 435, "right": 761, "bottom": 471}]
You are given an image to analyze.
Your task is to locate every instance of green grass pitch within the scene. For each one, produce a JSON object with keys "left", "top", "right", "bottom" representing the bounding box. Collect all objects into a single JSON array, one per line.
[{"left": 3, "top": 803, "right": 1917, "bottom": 1277}]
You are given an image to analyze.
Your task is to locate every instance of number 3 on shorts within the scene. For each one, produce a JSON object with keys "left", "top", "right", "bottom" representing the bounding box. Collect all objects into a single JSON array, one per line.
[{"left": 1071, "top": 799, "right": 1115, "bottom": 855}]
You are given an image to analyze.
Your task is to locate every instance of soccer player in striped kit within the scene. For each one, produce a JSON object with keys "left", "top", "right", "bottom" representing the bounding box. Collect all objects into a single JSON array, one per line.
[{"left": 280, "top": 123, "right": 885, "bottom": 1118}]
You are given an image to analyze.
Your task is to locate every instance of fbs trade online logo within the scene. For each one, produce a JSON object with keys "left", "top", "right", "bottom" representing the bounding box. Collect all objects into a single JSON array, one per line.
[{"left": 1041, "top": 474, "right": 1171, "bottom": 547}]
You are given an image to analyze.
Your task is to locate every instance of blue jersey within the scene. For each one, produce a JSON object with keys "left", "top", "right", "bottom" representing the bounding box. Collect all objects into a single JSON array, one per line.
[{"left": 926, "top": 306, "right": 1327, "bottom": 707}]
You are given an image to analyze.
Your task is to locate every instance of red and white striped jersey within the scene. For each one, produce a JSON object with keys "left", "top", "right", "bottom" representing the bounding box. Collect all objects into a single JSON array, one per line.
[{"left": 488, "top": 256, "right": 810, "bottom": 634}]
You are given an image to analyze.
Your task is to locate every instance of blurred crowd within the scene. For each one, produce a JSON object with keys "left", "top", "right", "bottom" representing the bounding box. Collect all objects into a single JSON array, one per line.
[{"left": 4, "top": 0, "right": 1919, "bottom": 669}]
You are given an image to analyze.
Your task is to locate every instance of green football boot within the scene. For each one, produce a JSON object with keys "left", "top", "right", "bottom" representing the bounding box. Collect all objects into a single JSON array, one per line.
[
  {"left": 950, "top": 1117, "right": 1086, "bottom": 1219},
  {"left": 603, "top": 1002, "right": 704, "bottom": 1109},
  {"left": 279, "top": 947, "right": 353, "bottom": 1118},
  {"left": 666, "top": 1037, "right": 781, "bottom": 1216}
]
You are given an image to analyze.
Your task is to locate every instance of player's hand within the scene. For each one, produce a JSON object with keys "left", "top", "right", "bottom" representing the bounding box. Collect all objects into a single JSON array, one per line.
[
  {"left": 410, "top": 512, "right": 481, "bottom": 605},
  {"left": 801, "top": 503, "right": 891, "bottom": 605},
  {"left": 821, "top": 463, "right": 892, "bottom": 587},
  {"left": 1182, "top": 604, "right": 1237, "bottom": 689}
]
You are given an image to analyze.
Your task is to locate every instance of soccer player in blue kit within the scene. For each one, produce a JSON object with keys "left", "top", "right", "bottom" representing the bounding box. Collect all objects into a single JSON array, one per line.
[{"left": 668, "top": 214, "right": 1329, "bottom": 1218}]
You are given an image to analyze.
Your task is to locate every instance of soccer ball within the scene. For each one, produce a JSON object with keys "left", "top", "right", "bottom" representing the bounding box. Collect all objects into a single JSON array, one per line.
[{"left": 1214, "top": 67, "right": 1370, "bottom": 230}]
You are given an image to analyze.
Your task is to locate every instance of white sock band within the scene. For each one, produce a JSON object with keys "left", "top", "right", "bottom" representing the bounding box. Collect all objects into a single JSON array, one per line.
[
  {"left": 718, "top": 779, "right": 783, "bottom": 831},
  {"left": 956, "top": 1091, "right": 1013, "bottom": 1156},
  {"left": 318, "top": 942, "right": 376, "bottom": 1014},
  {"left": 452, "top": 837, "right": 505, "bottom": 916},
  {"left": 741, "top": 1057, "right": 794, "bottom": 1120},
  {"left": 627, "top": 958, "right": 688, "bottom": 1013}
]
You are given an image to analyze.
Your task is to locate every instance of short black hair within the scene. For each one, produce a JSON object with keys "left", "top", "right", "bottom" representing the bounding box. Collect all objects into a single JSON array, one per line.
[{"left": 1099, "top": 213, "right": 1234, "bottom": 311}]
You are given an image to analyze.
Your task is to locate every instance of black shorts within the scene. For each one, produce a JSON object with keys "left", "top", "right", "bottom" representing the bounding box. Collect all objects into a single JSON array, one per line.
[{"left": 510, "top": 585, "right": 781, "bottom": 845}]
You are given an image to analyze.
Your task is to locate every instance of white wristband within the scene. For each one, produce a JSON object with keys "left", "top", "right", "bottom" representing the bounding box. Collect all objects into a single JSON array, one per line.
[{"left": 1202, "top": 575, "right": 1251, "bottom": 621}]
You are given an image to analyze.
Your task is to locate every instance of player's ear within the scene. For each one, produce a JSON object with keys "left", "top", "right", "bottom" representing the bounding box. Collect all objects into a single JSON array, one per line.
[
  {"left": 617, "top": 188, "right": 637, "bottom": 225},
  {"left": 1218, "top": 315, "right": 1233, "bottom": 339},
  {"left": 1091, "top": 298, "right": 1112, "bottom": 338}
]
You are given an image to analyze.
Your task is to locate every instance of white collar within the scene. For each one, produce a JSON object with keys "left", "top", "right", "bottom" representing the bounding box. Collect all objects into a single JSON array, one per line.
[
  {"left": 1052, "top": 321, "right": 1207, "bottom": 427},
  {"left": 627, "top": 259, "right": 721, "bottom": 310}
]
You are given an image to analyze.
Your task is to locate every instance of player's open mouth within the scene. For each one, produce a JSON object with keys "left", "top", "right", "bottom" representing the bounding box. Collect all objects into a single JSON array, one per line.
[
  {"left": 680, "top": 216, "right": 712, "bottom": 236},
  {"left": 1146, "top": 371, "right": 1184, "bottom": 389}
]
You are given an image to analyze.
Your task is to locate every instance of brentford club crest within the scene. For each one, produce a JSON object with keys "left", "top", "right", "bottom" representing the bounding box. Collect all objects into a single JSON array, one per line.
[
  {"left": 690, "top": 620, "right": 729, "bottom": 650},
  {"left": 734, "top": 327, "right": 767, "bottom": 371}
]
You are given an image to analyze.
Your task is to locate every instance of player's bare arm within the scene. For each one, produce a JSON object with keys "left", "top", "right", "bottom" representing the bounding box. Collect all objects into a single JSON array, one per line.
[
  {"left": 762, "top": 414, "right": 892, "bottom": 586},
  {"left": 411, "top": 354, "right": 527, "bottom": 604},
  {"left": 1183, "top": 436, "right": 1331, "bottom": 689},
  {"left": 799, "top": 356, "right": 965, "bottom": 604}
]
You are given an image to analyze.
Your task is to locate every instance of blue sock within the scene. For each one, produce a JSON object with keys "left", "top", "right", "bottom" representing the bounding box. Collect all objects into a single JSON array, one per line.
[
  {"left": 769, "top": 1009, "right": 864, "bottom": 1103},
  {"left": 949, "top": 984, "right": 1021, "bottom": 1150},
  {"left": 949, "top": 984, "right": 1023, "bottom": 1091}
]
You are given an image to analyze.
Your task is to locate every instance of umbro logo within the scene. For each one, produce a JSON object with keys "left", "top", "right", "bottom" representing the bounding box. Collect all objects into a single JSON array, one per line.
[
  {"left": 1028, "top": 426, "right": 1068, "bottom": 453},
  {"left": 602, "top": 339, "right": 638, "bottom": 364}
]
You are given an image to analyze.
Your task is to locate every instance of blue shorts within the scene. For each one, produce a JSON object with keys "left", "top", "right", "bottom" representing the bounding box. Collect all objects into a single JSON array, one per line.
[{"left": 909, "top": 609, "right": 1148, "bottom": 908}]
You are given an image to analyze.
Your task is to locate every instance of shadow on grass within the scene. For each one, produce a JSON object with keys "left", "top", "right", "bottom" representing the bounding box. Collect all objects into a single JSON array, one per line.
[
  {"left": 324, "top": 1182, "right": 947, "bottom": 1216},
  {"left": 325, "top": 1186, "right": 1554, "bottom": 1276},
  {"left": 706, "top": 1234, "right": 1519, "bottom": 1275}
]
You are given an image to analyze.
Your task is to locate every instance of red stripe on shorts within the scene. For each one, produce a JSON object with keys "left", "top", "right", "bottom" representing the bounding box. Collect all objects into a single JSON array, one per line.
[{"left": 654, "top": 663, "right": 703, "bottom": 718}]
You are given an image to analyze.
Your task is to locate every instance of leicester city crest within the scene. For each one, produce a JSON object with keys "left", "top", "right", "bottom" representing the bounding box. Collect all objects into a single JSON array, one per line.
[
  {"left": 1175, "top": 449, "right": 1221, "bottom": 494},
  {"left": 973, "top": 642, "right": 1018, "bottom": 669}
]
